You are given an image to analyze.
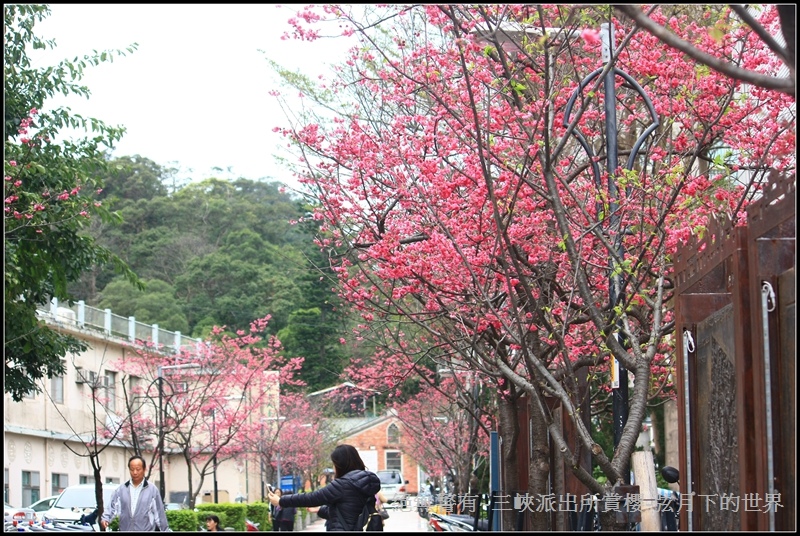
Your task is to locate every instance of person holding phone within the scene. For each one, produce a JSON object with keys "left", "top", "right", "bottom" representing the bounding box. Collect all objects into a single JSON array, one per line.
[{"left": 268, "top": 445, "right": 380, "bottom": 532}]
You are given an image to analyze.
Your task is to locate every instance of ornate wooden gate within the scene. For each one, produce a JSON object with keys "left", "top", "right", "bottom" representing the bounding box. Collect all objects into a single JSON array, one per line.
[{"left": 674, "top": 171, "right": 795, "bottom": 531}]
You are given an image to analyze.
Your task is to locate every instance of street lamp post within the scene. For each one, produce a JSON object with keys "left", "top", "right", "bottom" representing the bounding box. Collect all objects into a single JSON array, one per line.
[
  {"left": 476, "top": 20, "right": 660, "bottom": 484},
  {"left": 601, "top": 22, "right": 628, "bottom": 457},
  {"left": 562, "top": 23, "right": 660, "bottom": 480},
  {"left": 157, "top": 371, "right": 164, "bottom": 500},
  {"left": 260, "top": 430, "right": 265, "bottom": 502},
  {"left": 212, "top": 408, "right": 218, "bottom": 503},
  {"left": 261, "top": 416, "right": 286, "bottom": 491},
  {"left": 209, "top": 394, "right": 242, "bottom": 503},
  {"left": 276, "top": 452, "right": 282, "bottom": 492},
  {"left": 157, "top": 363, "right": 201, "bottom": 500}
]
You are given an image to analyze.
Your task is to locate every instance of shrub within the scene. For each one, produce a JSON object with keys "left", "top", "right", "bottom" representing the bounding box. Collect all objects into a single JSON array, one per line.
[
  {"left": 247, "top": 502, "right": 270, "bottom": 531},
  {"left": 166, "top": 509, "right": 199, "bottom": 532},
  {"left": 195, "top": 503, "right": 245, "bottom": 531}
]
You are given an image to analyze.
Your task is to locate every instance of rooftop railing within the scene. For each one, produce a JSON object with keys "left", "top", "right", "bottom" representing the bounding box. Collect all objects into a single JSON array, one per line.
[{"left": 38, "top": 298, "right": 204, "bottom": 355}]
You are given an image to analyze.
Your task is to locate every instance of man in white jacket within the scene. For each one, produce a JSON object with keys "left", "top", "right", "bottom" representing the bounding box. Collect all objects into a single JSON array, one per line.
[{"left": 101, "top": 455, "right": 170, "bottom": 532}]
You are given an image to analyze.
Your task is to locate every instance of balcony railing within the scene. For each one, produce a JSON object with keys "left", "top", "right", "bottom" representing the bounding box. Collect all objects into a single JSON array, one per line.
[{"left": 38, "top": 298, "right": 204, "bottom": 355}]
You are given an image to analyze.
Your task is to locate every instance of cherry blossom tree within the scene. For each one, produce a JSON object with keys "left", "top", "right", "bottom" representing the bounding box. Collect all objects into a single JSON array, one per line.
[
  {"left": 262, "top": 394, "right": 328, "bottom": 492},
  {"left": 234, "top": 392, "right": 329, "bottom": 497},
  {"left": 614, "top": 4, "right": 795, "bottom": 97},
  {"left": 116, "top": 315, "right": 305, "bottom": 507},
  {"left": 275, "top": 4, "right": 794, "bottom": 529},
  {"left": 392, "top": 376, "right": 490, "bottom": 498}
]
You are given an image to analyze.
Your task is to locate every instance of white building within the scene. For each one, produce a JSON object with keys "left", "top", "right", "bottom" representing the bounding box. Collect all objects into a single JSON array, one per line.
[{"left": 4, "top": 300, "right": 267, "bottom": 507}]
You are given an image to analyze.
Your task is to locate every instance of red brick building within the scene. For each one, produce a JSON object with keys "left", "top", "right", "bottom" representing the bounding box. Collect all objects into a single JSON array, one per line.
[
  {"left": 307, "top": 383, "right": 428, "bottom": 496},
  {"left": 330, "top": 411, "right": 423, "bottom": 495}
]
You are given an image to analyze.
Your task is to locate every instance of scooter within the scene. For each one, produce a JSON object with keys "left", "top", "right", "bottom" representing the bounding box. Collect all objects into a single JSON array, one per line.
[
  {"left": 428, "top": 511, "right": 488, "bottom": 532},
  {"left": 658, "top": 466, "right": 681, "bottom": 532},
  {"left": 5, "top": 519, "right": 95, "bottom": 532}
]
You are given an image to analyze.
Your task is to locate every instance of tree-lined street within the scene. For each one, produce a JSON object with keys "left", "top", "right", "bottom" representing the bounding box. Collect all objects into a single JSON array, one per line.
[{"left": 5, "top": 4, "right": 794, "bottom": 532}]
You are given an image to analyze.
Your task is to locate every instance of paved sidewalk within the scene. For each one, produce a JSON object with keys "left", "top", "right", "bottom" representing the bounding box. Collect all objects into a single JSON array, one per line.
[{"left": 300, "top": 503, "right": 429, "bottom": 532}]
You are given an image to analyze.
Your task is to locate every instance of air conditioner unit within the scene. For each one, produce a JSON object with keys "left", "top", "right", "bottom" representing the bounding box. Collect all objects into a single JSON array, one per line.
[
  {"left": 76, "top": 369, "right": 96, "bottom": 385},
  {"left": 76, "top": 370, "right": 101, "bottom": 386}
]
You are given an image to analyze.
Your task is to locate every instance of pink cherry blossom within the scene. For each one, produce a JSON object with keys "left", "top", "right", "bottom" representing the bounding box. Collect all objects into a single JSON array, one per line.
[{"left": 581, "top": 29, "right": 601, "bottom": 46}]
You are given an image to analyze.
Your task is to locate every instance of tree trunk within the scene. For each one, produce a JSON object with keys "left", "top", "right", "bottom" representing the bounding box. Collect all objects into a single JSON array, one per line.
[
  {"left": 93, "top": 456, "right": 105, "bottom": 531},
  {"left": 497, "top": 395, "right": 520, "bottom": 531},
  {"left": 529, "top": 397, "right": 551, "bottom": 531},
  {"left": 187, "top": 452, "right": 202, "bottom": 509},
  {"left": 599, "top": 507, "right": 630, "bottom": 531}
]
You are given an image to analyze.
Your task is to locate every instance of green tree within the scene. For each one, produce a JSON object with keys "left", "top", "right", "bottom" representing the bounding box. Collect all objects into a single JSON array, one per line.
[
  {"left": 65, "top": 159, "right": 353, "bottom": 389},
  {"left": 68, "top": 156, "right": 175, "bottom": 300},
  {"left": 174, "top": 248, "right": 303, "bottom": 334},
  {"left": 4, "top": 4, "right": 139, "bottom": 401},
  {"left": 102, "top": 155, "right": 170, "bottom": 202},
  {"left": 277, "top": 307, "right": 346, "bottom": 392},
  {"left": 97, "top": 277, "right": 189, "bottom": 333}
]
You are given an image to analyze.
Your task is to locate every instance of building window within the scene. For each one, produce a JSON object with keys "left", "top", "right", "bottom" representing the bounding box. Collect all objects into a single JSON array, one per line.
[
  {"left": 387, "top": 423, "right": 400, "bottom": 444},
  {"left": 105, "top": 371, "right": 116, "bottom": 412},
  {"left": 79, "top": 475, "right": 95, "bottom": 485},
  {"left": 21, "top": 471, "right": 40, "bottom": 506},
  {"left": 4, "top": 468, "right": 9, "bottom": 504},
  {"left": 386, "top": 451, "right": 402, "bottom": 472},
  {"left": 51, "top": 360, "right": 65, "bottom": 404},
  {"left": 51, "top": 473, "right": 68, "bottom": 495},
  {"left": 105, "top": 477, "right": 120, "bottom": 484}
]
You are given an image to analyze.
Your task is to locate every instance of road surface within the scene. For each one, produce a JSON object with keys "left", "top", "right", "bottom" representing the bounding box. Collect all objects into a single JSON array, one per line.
[{"left": 299, "top": 502, "right": 429, "bottom": 532}]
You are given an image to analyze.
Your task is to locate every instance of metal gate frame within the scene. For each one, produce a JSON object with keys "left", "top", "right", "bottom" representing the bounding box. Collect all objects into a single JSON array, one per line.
[{"left": 674, "top": 171, "right": 795, "bottom": 531}]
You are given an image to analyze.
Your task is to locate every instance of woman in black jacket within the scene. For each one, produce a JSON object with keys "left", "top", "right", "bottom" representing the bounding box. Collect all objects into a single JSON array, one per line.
[{"left": 267, "top": 444, "right": 381, "bottom": 531}]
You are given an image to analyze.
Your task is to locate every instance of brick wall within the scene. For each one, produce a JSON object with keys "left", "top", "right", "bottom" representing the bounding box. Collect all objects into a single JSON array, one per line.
[{"left": 345, "top": 418, "right": 421, "bottom": 495}]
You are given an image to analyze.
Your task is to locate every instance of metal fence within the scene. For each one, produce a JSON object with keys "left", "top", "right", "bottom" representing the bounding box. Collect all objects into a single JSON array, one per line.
[
  {"left": 38, "top": 298, "right": 204, "bottom": 355},
  {"left": 674, "top": 171, "right": 795, "bottom": 532}
]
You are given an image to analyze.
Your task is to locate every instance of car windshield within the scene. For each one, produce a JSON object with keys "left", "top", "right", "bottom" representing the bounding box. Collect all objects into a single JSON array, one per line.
[
  {"left": 53, "top": 488, "right": 95, "bottom": 509},
  {"left": 53, "top": 488, "right": 115, "bottom": 509},
  {"left": 31, "top": 498, "right": 55, "bottom": 511},
  {"left": 378, "top": 472, "right": 401, "bottom": 484}
]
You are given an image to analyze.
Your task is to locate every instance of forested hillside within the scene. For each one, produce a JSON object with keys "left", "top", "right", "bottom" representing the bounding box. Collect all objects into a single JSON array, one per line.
[{"left": 69, "top": 155, "right": 348, "bottom": 391}]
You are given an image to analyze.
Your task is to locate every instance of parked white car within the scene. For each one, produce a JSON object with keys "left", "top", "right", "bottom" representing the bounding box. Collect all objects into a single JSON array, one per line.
[
  {"left": 41, "top": 483, "right": 119, "bottom": 526},
  {"left": 377, "top": 470, "right": 408, "bottom": 505},
  {"left": 4, "top": 502, "right": 37, "bottom": 525}
]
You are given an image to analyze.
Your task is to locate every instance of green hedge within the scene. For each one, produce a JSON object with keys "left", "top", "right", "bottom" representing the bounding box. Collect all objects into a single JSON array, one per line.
[
  {"left": 195, "top": 503, "right": 245, "bottom": 531},
  {"left": 102, "top": 501, "right": 269, "bottom": 531},
  {"left": 165, "top": 509, "right": 199, "bottom": 532},
  {"left": 246, "top": 502, "right": 270, "bottom": 531},
  {"left": 192, "top": 502, "right": 268, "bottom": 531}
]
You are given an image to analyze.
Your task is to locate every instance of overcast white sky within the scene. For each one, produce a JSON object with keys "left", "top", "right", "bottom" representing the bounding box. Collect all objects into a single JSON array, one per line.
[{"left": 31, "top": 4, "right": 352, "bottom": 190}]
